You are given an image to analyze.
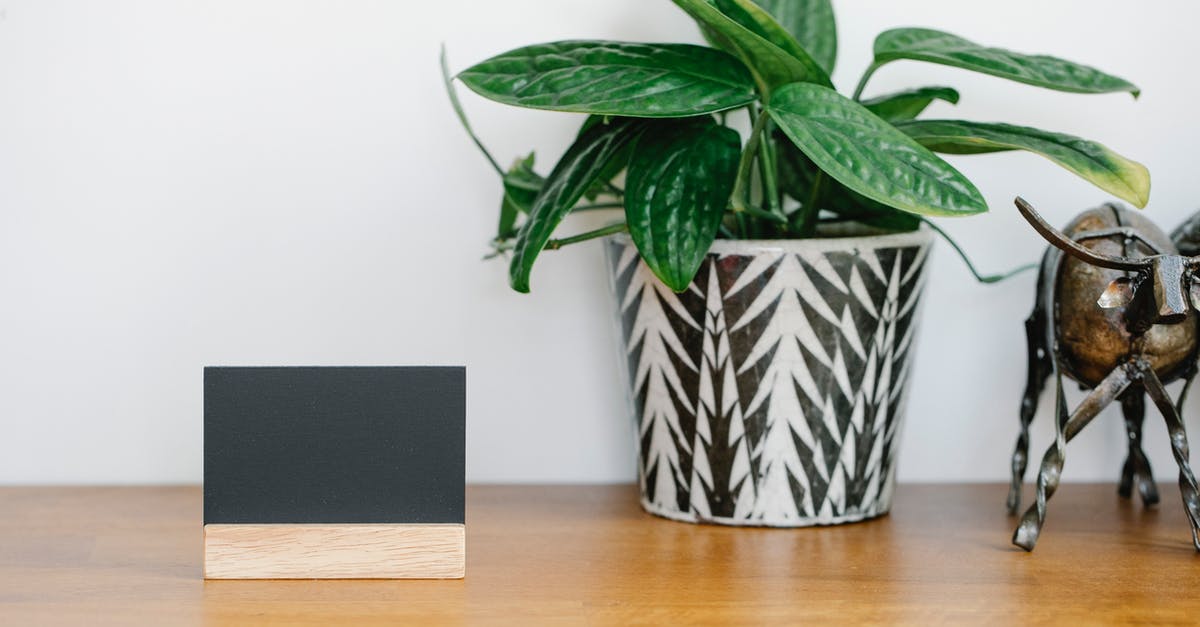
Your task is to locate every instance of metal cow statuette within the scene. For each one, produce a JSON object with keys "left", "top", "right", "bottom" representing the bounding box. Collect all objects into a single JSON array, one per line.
[{"left": 1008, "top": 197, "right": 1200, "bottom": 552}]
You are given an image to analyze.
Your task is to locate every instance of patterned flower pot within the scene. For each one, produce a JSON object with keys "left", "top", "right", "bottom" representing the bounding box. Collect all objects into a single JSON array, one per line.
[{"left": 605, "top": 227, "right": 934, "bottom": 526}]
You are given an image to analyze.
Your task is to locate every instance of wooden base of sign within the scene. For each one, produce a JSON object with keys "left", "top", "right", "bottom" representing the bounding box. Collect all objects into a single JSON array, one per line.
[{"left": 203, "top": 523, "right": 465, "bottom": 579}]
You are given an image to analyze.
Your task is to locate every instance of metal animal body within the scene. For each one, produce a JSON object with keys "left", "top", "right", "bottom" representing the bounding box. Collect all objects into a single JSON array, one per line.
[{"left": 1008, "top": 197, "right": 1200, "bottom": 552}]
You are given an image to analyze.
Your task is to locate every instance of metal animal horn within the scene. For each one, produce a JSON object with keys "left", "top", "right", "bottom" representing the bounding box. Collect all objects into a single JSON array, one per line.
[{"left": 1014, "top": 197, "right": 1152, "bottom": 271}]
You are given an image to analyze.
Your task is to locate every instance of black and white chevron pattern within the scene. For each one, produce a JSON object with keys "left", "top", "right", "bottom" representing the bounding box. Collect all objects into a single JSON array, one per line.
[{"left": 606, "top": 230, "right": 933, "bottom": 526}]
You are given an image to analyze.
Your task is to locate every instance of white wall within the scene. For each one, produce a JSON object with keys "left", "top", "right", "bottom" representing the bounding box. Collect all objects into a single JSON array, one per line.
[{"left": 2, "top": 0, "right": 1198, "bottom": 485}]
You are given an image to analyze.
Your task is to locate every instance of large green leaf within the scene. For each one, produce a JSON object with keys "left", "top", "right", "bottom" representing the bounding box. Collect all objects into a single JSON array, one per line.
[
  {"left": 752, "top": 0, "right": 836, "bottom": 74},
  {"left": 895, "top": 119, "right": 1151, "bottom": 208},
  {"left": 767, "top": 83, "right": 986, "bottom": 217},
  {"left": 862, "top": 86, "right": 959, "bottom": 123},
  {"left": 625, "top": 119, "right": 741, "bottom": 292},
  {"left": 873, "top": 28, "right": 1139, "bottom": 97},
  {"left": 510, "top": 118, "right": 643, "bottom": 293},
  {"left": 710, "top": 0, "right": 829, "bottom": 72},
  {"left": 774, "top": 138, "right": 920, "bottom": 230},
  {"left": 498, "top": 153, "right": 543, "bottom": 239},
  {"left": 672, "top": 0, "right": 831, "bottom": 92},
  {"left": 459, "top": 41, "right": 756, "bottom": 118},
  {"left": 575, "top": 116, "right": 632, "bottom": 201}
]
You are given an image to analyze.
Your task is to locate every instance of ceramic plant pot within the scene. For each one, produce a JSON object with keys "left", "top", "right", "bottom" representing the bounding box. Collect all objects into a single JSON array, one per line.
[{"left": 605, "top": 227, "right": 935, "bottom": 526}]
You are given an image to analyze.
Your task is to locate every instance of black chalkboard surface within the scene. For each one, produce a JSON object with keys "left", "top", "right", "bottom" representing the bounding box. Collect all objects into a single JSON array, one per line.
[{"left": 202, "top": 366, "right": 466, "bottom": 579}]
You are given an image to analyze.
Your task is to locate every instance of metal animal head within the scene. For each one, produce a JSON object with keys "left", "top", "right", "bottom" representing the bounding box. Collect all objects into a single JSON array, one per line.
[{"left": 1016, "top": 197, "right": 1197, "bottom": 325}]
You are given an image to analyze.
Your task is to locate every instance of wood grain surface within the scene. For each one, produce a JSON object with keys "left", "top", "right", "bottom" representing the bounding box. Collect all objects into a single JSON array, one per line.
[
  {"left": 3, "top": 484, "right": 1199, "bottom": 625},
  {"left": 203, "top": 524, "right": 465, "bottom": 579}
]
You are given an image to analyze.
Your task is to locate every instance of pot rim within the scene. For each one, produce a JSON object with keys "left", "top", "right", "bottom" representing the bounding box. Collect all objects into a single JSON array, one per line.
[{"left": 610, "top": 225, "right": 933, "bottom": 255}]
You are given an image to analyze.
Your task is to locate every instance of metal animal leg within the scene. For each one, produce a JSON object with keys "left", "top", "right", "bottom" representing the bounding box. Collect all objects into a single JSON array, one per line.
[
  {"left": 1140, "top": 365, "right": 1200, "bottom": 551},
  {"left": 1175, "top": 368, "right": 1197, "bottom": 428},
  {"left": 1014, "top": 364, "right": 1134, "bottom": 551},
  {"left": 1009, "top": 314, "right": 1050, "bottom": 514},
  {"left": 1117, "top": 390, "right": 1159, "bottom": 506}
]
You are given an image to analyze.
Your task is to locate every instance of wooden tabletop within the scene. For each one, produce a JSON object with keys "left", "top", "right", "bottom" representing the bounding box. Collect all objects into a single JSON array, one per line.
[{"left": 2, "top": 484, "right": 1198, "bottom": 625}]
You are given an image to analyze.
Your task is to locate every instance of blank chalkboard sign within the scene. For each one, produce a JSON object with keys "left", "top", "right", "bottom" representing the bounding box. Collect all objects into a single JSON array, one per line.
[{"left": 203, "top": 366, "right": 465, "bottom": 579}]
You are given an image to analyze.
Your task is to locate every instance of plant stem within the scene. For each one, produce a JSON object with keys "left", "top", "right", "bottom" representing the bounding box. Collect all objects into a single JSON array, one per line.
[
  {"left": 727, "top": 108, "right": 788, "bottom": 235},
  {"left": 758, "top": 119, "right": 784, "bottom": 223},
  {"left": 601, "top": 181, "right": 625, "bottom": 197},
  {"left": 734, "top": 213, "right": 749, "bottom": 239},
  {"left": 573, "top": 202, "right": 624, "bottom": 212},
  {"left": 486, "top": 222, "right": 628, "bottom": 257},
  {"left": 742, "top": 206, "right": 789, "bottom": 224},
  {"left": 440, "top": 44, "right": 503, "bottom": 176},
  {"left": 543, "top": 222, "right": 629, "bottom": 250},
  {"left": 920, "top": 218, "right": 1038, "bottom": 284},
  {"left": 793, "top": 171, "right": 823, "bottom": 236},
  {"left": 851, "top": 61, "right": 883, "bottom": 102},
  {"left": 731, "top": 109, "right": 770, "bottom": 215}
]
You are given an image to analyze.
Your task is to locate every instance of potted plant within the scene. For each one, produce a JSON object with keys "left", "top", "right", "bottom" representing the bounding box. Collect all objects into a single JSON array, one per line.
[{"left": 444, "top": 0, "right": 1149, "bottom": 526}]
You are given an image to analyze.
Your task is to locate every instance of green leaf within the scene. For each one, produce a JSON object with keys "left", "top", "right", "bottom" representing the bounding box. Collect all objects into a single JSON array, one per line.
[
  {"left": 458, "top": 41, "right": 756, "bottom": 118},
  {"left": 767, "top": 83, "right": 986, "bottom": 217},
  {"left": 584, "top": 147, "right": 629, "bottom": 202},
  {"left": 576, "top": 114, "right": 610, "bottom": 138},
  {"left": 672, "top": 0, "right": 831, "bottom": 92},
  {"left": 774, "top": 140, "right": 920, "bottom": 229},
  {"left": 509, "top": 118, "right": 643, "bottom": 293},
  {"left": 625, "top": 119, "right": 741, "bottom": 292},
  {"left": 576, "top": 116, "right": 631, "bottom": 201},
  {"left": 862, "top": 86, "right": 960, "bottom": 123},
  {"left": 894, "top": 119, "right": 1151, "bottom": 208},
  {"left": 441, "top": 44, "right": 503, "bottom": 176},
  {"left": 710, "top": 0, "right": 827, "bottom": 70},
  {"left": 752, "top": 0, "right": 836, "bottom": 74},
  {"left": 873, "top": 28, "right": 1139, "bottom": 97},
  {"left": 499, "top": 153, "right": 543, "bottom": 239}
]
